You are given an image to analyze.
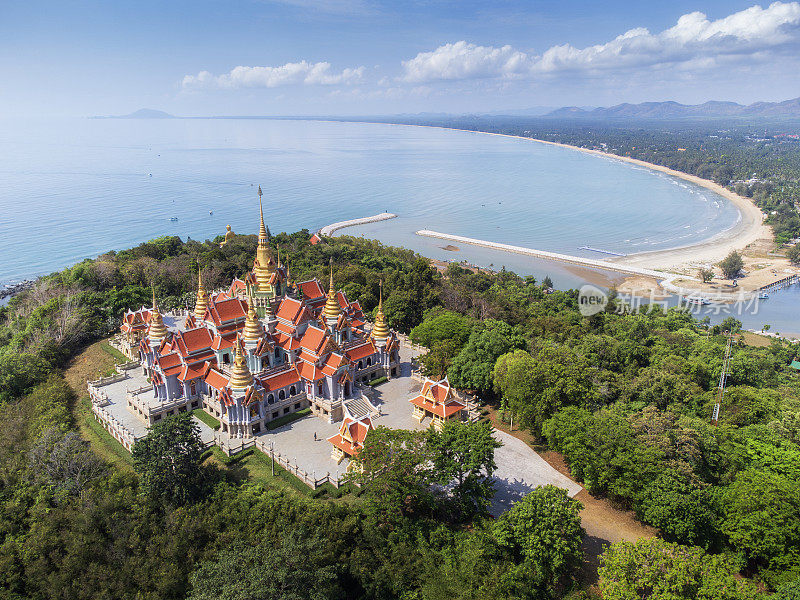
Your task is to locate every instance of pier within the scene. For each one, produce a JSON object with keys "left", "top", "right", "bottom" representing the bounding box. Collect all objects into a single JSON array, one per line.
[
  {"left": 320, "top": 213, "right": 397, "bottom": 237},
  {"left": 416, "top": 230, "right": 683, "bottom": 281},
  {"left": 757, "top": 274, "right": 799, "bottom": 293}
]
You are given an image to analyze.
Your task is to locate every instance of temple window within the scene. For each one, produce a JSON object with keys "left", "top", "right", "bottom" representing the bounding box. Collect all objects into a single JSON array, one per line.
[
  {"left": 279, "top": 390, "right": 285, "bottom": 400},
  {"left": 267, "top": 394, "right": 275, "bottom": 404},
  {"left": 290, "top": 385, "right": 297, "bottom": 396},
  {"left": 223, "top": 353, "right": 230, "bottom": 364}
]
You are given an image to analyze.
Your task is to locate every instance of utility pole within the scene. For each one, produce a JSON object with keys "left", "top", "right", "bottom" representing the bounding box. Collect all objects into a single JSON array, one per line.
[{"left": 712, "top": 331, "right": 733, "bottom": 423}]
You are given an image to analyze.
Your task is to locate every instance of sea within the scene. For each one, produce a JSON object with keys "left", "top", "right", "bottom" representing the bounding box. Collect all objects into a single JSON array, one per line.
[{"left": 0, "top": 117, "right": 797, "bottom": 335}]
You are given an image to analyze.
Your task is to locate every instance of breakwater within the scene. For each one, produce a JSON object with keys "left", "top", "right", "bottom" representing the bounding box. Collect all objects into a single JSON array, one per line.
[
  {"left": 319, "top": 213, "right": 397, "bottom": 237},
  {"left": 416, "top": 230, "right": 682, "bottom": 281}
]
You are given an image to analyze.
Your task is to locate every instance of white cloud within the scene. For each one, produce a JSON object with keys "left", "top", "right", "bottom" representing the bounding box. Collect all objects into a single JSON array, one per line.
[
  {"left": 401, "top": 1, "right": 800, "bottom": 82},
  {"left": 182, "top": 61, "right": 365, "bottom": 89}
]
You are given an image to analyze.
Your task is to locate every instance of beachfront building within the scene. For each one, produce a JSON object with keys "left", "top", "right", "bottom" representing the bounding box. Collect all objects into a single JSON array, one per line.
[
  {"left": 328, "top": 415, "right": 374, "bottom": 468},
  {"left": 409, "top": 376, "right": 466, "bottom": 429},
  {"left": 125, "top": 193, "right": 400, "bottom": 437}
]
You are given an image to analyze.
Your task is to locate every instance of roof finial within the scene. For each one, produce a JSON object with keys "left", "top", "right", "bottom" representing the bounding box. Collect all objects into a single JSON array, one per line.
[
  {"left": 323, "top": 257, "right": 341, "bottom": 321},
  {"left": 371, "top": 279, "right": 389, "bottom": 343}
]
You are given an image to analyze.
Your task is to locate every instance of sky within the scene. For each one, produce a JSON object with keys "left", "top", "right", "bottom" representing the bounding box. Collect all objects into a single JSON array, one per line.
[{"left": 2, "top": 0, "right": 800, "bottom": 117}]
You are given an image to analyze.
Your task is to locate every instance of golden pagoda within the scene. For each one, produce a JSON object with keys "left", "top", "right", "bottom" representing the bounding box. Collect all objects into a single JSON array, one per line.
[
  {"left": 252, "top": 186, "right": 276, "bottom": 290},
  {"left": 229, "top": 340, "right": 253, "bottom": 390},
  {"left": 371, "top": 281, "right": 389, "bottom": 343},
  {"left": 148, "top": 288, "right": 168, "bottom": 341},
  {"left": 193, "top": 268, "right": 208, "bottom": 321},
  {"left": 243, "top": 293, "right": 264, "bottom": 341},
  {"left": 323, "top": 259, "right": 341, "bottom": 323}
]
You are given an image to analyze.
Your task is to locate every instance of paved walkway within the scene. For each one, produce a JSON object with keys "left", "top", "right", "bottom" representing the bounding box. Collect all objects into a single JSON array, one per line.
[{"left": 489, "top": 429, "right": 582, "bottom": 516}]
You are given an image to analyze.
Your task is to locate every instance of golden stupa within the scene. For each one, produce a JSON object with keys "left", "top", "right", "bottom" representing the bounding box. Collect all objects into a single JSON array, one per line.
[
  {"left": 229, "top": 341, "right": 253, "bottom": 390},
  {"left": 193, "top": 268, "right": 208, "bottom": 321},
  {"left": 252, "top": 186, "right": 276, "bottom": 289},
  {"left": 371, "top": 281, "right": 389, "bottom": 342},
  {"left": 243, "top": 293, "right": 264, "bottom": 341},
  {"left": 148, "top": 288, "right": 168, "bottom": 341},
  {"left": 323, "top": 260, "right": 341, "bottom": 322}
]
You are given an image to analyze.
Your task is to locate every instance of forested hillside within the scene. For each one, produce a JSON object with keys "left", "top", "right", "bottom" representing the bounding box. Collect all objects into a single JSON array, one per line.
[{"left": 0, "top": 231, "right": 798, "bottom": 598}]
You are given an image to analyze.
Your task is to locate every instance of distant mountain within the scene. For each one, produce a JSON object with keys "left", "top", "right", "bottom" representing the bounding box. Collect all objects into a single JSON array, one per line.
[
  {"left": 97, "top": 108, "right": 176, "bottom": 119},
  {"left": 545, "top": 98, "right": 800, "bottom": 119}
]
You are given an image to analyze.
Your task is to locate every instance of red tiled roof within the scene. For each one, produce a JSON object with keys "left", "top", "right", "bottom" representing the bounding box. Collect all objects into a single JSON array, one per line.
[
  {"left": 295, "top": 361, "right": 325, "bottom": 382},
  {"left": 275, "top": 321, "right": 295, "bottom": 335},
  {"left": 178, "top": 364, "right": 205, "bottom": 382},
  {"left": 174, "top": 327, "right": 214, "bottom": 356},
  {"left": 321, "top": 352, "right": 346, "bottom": 376},
  {"left": 299, "top": 325, "right": 328, "bottom": 355},
  {"left": 409, "top": 394, "right": 465, "bottom": 419},
  {"left": 228, "top": 279, "right": 246, "bottom": 296},
  {"left": 276, "top": 333, "right": 301, "bottom": 351},
  {"left": 209, "top": 297, "right": 247, "bottom": 324},
  {"left": 276, "top": 297, "right": 305, "bottom": 323},
  {"left": 257, "top": 367, "right": 301, "bottom": 391},
  {"left": 309, "top": 233, "right": 321, "bottom": 245},
  {"left": 212, "top": 333, "right": 237, "bottom": 351},
  {"left": 204, "top": 368, "right": 229, "bottom": 391},
  {"left": 327, "top": 416, "right": 372, "bottom": 456},
  {"left": 346, "top": 341, "right": 376, "bottom": 363},
  {"left": 298, "top": 279, "right": 325, "bottom": 301}
]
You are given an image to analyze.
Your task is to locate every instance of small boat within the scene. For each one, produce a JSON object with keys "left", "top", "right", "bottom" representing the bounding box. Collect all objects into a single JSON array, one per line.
[
  {"left": 209, "top": 210, "right": 213, "bottom": 215},
  {"left": 170, "top": 217, "right": 178, "bottom": 222},
  {"left": 758, "top": 292, "right": 769, "bottom": 299}
]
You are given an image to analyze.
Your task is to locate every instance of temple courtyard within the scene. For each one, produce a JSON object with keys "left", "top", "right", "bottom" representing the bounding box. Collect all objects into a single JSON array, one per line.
[{"left": 93, "top": 343, "right": 581, "bottom": 514}]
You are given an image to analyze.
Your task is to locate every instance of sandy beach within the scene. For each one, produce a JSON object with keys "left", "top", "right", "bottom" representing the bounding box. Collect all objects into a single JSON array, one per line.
[{"left": 464, "top": 131, "right": 770, "bottom": 272}]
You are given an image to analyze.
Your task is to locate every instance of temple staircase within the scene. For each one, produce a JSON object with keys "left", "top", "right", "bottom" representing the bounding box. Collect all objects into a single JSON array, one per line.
[{"left": 343, "top": 396, "right": 380, "bottom": 420}]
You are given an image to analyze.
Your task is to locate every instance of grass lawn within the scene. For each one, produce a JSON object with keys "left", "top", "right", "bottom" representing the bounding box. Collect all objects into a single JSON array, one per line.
[
  {"left": 266, "top": 408, "right": 311, "bottom": 430},
  {"left": 74, "top": 395, "right": 134, "bottom": 470},
  {"left": 207, "top": 446, "right": 312, "bottom": 497},
  {"left": 100, "top": 342, "right": 129, "bottom": 363},
  {"left": 192, "top": 408, "right": 220, "bottom": 430}
]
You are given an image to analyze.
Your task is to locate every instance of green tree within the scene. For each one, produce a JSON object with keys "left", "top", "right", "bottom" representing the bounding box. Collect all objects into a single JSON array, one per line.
[
  {"left": 410, "top": 310, "right": 472, "bottom": 349},
  {"left": 720, "top": 250, "right": 744, "bottom": 279},
  {"left": 721, "top": 468, "right": 800, "bottom": 587},
  {"left": 635, "top": 471, "right": 720, "bottom": 549},
  {"left": 427, "top": 420, "right": 502, "bottom": 518},
  {"left": 787, "top": 243, "right": 800, "bottom": 265},
  {"left": 189, "top": 533, "right": 344, "bottom": 600},
  {"left": 345, "top": 426, "right": 434, "bottom": 522},
  {"left": 492, "top": 486, "right": 584, "bottom": 600},
  {"left": 448, "top": 320, "right": 526, "bottom": 393},
  {"left": 599, "top": 538, "right": 761, "bottom": 600},
  {"left": 132, "top": 413, "right": 207, "bottom": 506},
  {"left": 699, "top": 267, "right": 715, "bottom": 283},
  {"left": 420, "top": 339, "right": 461, "bottom": 380}
]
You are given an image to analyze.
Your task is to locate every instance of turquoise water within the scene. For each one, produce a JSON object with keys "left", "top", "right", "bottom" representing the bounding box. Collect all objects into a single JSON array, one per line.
[{"left": 1, "top": 117, "right": 794, "bottom": 334}]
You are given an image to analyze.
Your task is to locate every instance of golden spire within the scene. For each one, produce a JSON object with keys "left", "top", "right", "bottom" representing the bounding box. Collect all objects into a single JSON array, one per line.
[
  {"left": 228, "top": 338, "right": 253, "bottom": 390},
  {"left": 193, "top": 267, "right": 208, "bottom": 321},
  {"left": 243, "top": 292, "right": 264, "bottom": 341},
  {"left": 371, "top": 280, "right": 389, "bottom": 342},
  {"left": 148, "top": 287, "right": 168, "bottom": 341},
  {"left": 253, "top": 186, "right": 276, "bottom": 289},
  {"left": 323, "top": 258, "right": 341, "bottom": 321}
]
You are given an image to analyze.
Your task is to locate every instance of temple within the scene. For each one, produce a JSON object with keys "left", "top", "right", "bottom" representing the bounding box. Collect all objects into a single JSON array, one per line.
[{"left": 118, "top": 191, "right": 401, "bottom": 438}]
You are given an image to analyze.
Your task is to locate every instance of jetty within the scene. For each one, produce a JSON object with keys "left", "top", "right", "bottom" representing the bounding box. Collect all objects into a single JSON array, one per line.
[
  {"left": 579, "top": 246, "right": 627, "bottom": 257},
  {"left": 320, "top": 213, "right": 397, "bottom": 237},
  {"left": 416, "top": 230, "right": 682, "bottom": 281}
]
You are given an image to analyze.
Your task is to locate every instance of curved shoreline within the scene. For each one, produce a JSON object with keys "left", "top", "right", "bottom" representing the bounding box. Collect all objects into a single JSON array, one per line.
[{"left": 362, "top": 122, "right": 770, "bottom": 272}]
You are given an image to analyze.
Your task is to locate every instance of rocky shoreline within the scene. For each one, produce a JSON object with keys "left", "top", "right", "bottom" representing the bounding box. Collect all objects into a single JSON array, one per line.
[{"left": 0, "top": 279, "right": 36, "bottom": 301}]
